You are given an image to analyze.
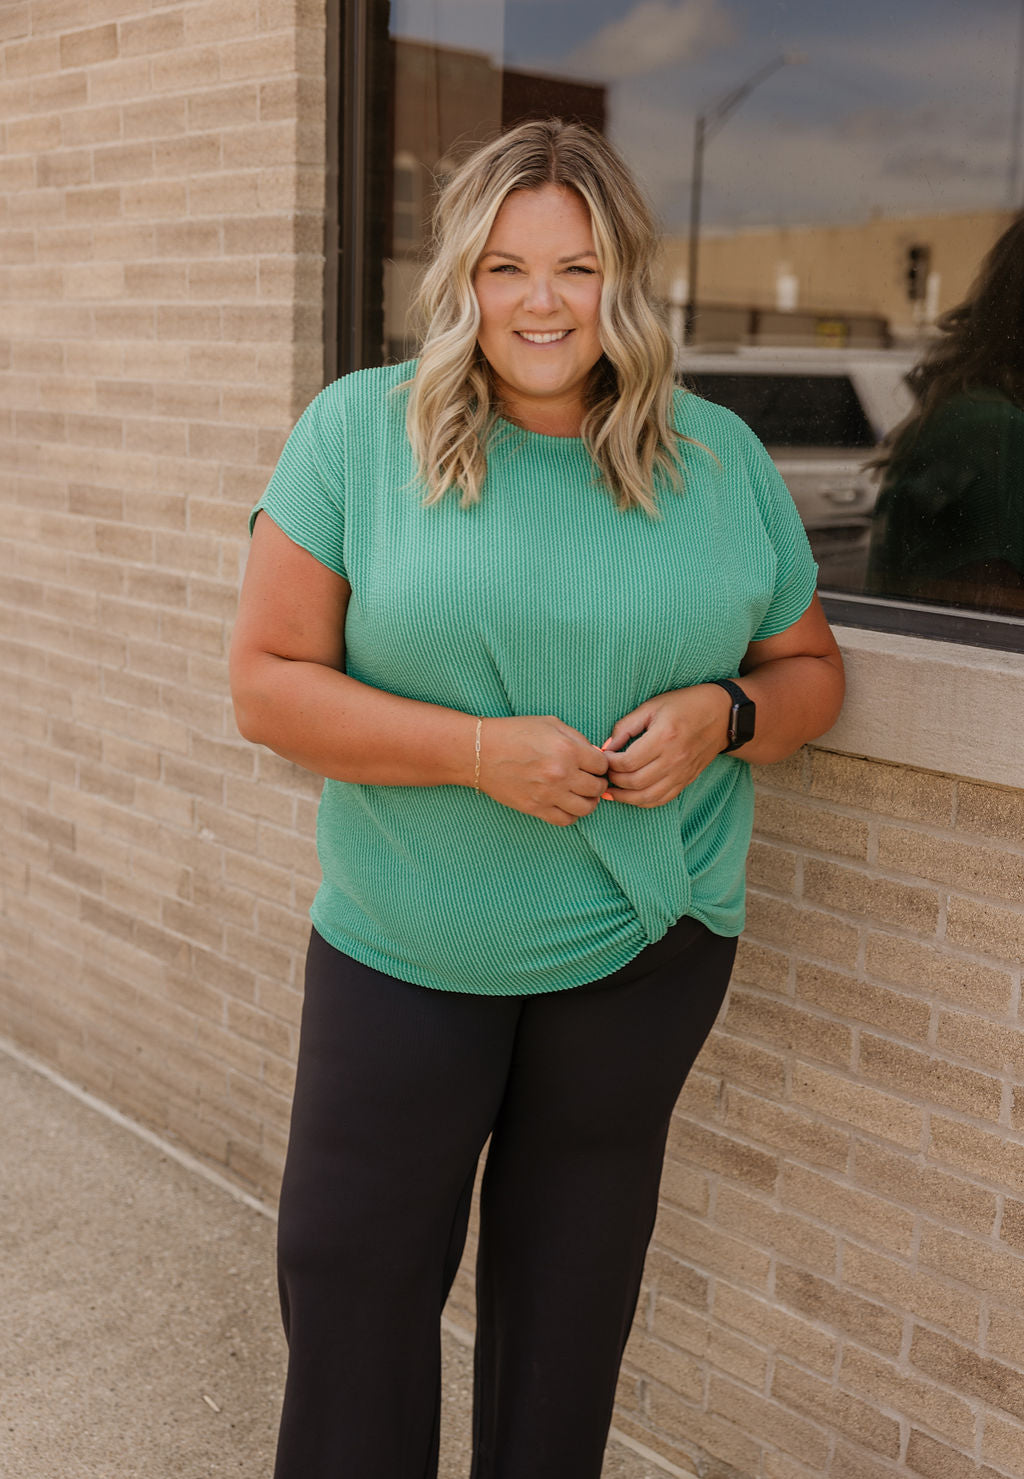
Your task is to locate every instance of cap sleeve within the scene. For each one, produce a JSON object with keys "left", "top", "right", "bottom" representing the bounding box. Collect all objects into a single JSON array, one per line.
[
  {"left": 746, "top": 434, "right": 819, "bottom": 640},
  {"left": 249, "top": 381, "right": 348, "bottom": 580}
]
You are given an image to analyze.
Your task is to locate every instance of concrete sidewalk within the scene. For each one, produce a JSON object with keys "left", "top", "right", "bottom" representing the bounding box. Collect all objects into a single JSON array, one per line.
[{"left": 0, "top": 1043, "right": 685, "bottom": 1479}]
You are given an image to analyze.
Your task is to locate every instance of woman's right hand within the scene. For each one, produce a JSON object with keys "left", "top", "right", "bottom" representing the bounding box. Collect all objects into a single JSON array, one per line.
[{"left": 477, "top": 716, "right": 609, "bottom": 826}]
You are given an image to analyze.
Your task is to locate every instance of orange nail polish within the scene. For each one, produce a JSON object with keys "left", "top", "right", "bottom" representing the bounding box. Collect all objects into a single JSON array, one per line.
[{"left": 602, "top": 790, "right": 613, "bottom": 801}]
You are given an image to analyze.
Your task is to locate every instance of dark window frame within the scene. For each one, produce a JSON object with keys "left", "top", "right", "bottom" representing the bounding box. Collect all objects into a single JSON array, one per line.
[{"left": 329, "top": 0, "right": 1024, "bottom": 655}]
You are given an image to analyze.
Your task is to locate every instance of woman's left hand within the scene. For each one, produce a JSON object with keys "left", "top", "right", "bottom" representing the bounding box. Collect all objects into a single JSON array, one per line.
[{"left": 601, "top": 685, "right": 731, "bottom": 807}]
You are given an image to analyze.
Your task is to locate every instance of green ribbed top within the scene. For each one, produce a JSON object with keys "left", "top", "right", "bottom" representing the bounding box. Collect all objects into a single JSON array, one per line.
[{"left": 251, "top": 360, "right": 817, "bottom": 994}]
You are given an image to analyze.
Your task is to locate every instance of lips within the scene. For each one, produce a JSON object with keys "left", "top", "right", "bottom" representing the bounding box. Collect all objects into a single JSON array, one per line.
[{"left": 516, "top": 330, "right": 572, "bottom": 344}]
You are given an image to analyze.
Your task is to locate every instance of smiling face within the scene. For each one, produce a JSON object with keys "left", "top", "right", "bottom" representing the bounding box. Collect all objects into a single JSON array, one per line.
[{"left": 473, "top": 183, "right": 605, "bottom": 437}]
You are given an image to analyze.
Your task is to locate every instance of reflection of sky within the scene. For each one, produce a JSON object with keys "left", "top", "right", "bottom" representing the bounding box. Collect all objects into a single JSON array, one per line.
[{"left": 391, "top": 0, "right": 1024, "bottom": 230}]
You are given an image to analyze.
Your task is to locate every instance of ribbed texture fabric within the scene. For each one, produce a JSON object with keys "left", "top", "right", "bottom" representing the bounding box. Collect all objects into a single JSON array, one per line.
[{"left": 251, "top": 360, "right": 817, "bottom": 994}]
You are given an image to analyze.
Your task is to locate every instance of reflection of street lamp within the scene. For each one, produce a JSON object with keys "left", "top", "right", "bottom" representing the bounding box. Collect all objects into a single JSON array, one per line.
[{"left": 684, "top": 52, "right": 807, "bottom": 346}]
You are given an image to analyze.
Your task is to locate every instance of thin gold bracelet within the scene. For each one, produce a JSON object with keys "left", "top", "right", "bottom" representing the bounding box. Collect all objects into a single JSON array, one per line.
[{"left": 474, "top": 716, "right": 482, "bottom": 793}]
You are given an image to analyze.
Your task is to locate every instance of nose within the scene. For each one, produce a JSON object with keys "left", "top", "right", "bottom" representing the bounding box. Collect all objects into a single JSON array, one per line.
[{"left": 522, "top": 273, "right": 559, "bottom": 315}]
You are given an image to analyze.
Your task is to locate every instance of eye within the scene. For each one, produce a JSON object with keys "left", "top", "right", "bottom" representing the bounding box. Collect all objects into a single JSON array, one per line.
[
  {"left": 564, "top": 264, "right": 597, "bottom": 275},
  {"left": 488, "top": 263, "right": 520, "bottom": 274}
]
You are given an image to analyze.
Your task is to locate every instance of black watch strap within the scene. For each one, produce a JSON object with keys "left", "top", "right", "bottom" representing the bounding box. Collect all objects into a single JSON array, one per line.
[{"left": 711, "top": 678, "right": 756, "bottom": 753}]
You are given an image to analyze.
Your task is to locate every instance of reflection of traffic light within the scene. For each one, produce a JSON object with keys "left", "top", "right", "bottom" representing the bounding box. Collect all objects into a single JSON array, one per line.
[{"left": 905, "top": 244, "right": 931, "bottom": 302}]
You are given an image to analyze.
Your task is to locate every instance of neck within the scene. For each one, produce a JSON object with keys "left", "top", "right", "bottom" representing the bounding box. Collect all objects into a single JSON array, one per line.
[{"left": 498, "top": 396, "right": 585, "bottom": 438}]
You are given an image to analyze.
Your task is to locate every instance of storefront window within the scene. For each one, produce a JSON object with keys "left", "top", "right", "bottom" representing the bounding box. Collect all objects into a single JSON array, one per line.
[{"left": 350, "top": 0, "right": 1024, "bottom": 647}]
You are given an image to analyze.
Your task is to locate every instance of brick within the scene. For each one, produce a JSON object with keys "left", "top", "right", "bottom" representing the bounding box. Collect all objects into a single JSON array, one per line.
[
  {"left": 709, "top": 1374, "right": 830, "bottom": 1469},
  {"left": 754, "top": 791, "right": 870, "bottom": 859},
  {"left": 155, "top": 133, "right": 223, "bottom": 177},
  {"left": 937, "top": 1011, "right": 1024, "bottom": 1076},
  {"left": 843, "top": 1242, "right": 979, "bottom": 1340},
  {"left": 809, "top": 752, "right": 954, "bottom": 824},
  {"left": 879, "top": 825, "right": 1024, "bottom": 907},
  {"left": 999, "top": 1196, "right": 1024, "bottom": 1251},
  {"left": 654, "top": 1206, "right": 772, "bottom": 1291},
  {"left": 222, "top": 119, "right": 299, "bottom": 170},
  {"left": 957, "top": 781, "right": 1024, "bottom": 847},
  {"left": 643, "top": 1247, "right": 710, "bottom": 1311},
  {"left": 667, "top": 1118, "right": 778, "bottom": 1193},
  {"left": 906, "top": 1433, "right": 1004, "bottom": 1479},
  {"left": 0, "top": 3, "right": 29, "bottom": 41},
  {"left": 122, "top": 97, "right": 188, "bottom": 142},
  {"left": 6, "top": 34, "right": 60, "bottom": 76},
  {"left": 725, "top": 989, "right": 853, "bottom": 1068},
  {"left": 188, "top": 170, "right": 262, "bottom": 215},
  {"left": 919, "top": 1223, "right": 1024, "bottom": 1302},
  {"left": 37, "top": 148, "right": 93, "bottom": 190},
  {"left": 120, "top": 11, "right": 187, "bottom": 57},
  {"left": 858, "top": 1033, "right": 1002, "bottom": 1120},
  {"left": 155, "top": 220, "right": 222, "bottom": 258},
  {"left": 221, "top": 34, "right": 297, "bottom": 80},
  {"left": 910, "top": 1325, "right": 1024, "bottom": 1420},
  {"left": 853, "top": 1141, "right": 997, "bottom": 1237},
  {"left": 775, "top": 1266, "right": 903, "bottom": 1357},
  {"left": 715, "top": 1186, "right": 837, "bottom": 1272},
  {"left": 657, "top": 1158, "right": 710, "bottom": 1216},
  {"left": 151, "top": 46, "right": 222, "bottom": 94},
  {"left": 715, "top": 1283, "right": 835, "bottom": 1375},
  {"left": 699, "top": 1031, "right": 787, "bottom": 1096},
  {"left": 981, "top": 1414, "right": 1024, "bottom": 1476},
  {"left": 187, "top": 83, "right": 260, "bottom": 131},
  {"left": 842, "top": 1345, "right": 974, "bottom": 1446},
  {"left": 796, "top": 961, "right": 930, "bottom": 1039},
  {"left": 790, "top": 1064, "right": 923, "bottom": 1149},
  {"left": 946, "top": 895, "right": 1024, "bottom": 962},
  {"left": 186, "top": 0, "right": 261, "bottom": 44},
  {"left": 8, "top": 114, "right": 63, "bottom": 154},
  {"left": 59, "top": 23, "right": 118, "bottom": 68},
  {"left": 93, "top": 142, "right": 156, "bottom": 185},
  {"left": 864, "top": 932, "right": 1012, "bottom": 1014},
  {"left": 784, "top": 1163, "right": 914, "bottom": 1256},
  {"left": 724, "top": 1087, "right": 850, "bottom": 1170},
  {"left": 772, "top": 1360, "right": 901, "bottom": 1457},
  {"left": 803, "top": 858, "right": 940, "bottom": 934},
  {"left": 744, "top": 892, "right": 860, "bottom": 968}
]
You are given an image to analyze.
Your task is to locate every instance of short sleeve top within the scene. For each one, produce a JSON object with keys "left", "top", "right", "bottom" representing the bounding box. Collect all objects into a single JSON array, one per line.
[{"left": 251, "top": 360, "right": 817, "bottom": 994}]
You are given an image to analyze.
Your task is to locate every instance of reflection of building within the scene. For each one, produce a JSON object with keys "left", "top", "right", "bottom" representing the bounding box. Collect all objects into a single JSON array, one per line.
[
  {"left": 659, "top": 208, "right": 1015, "bottom": 346},
  {"left": 386, "top": 39, "right": 606, "bottom": 358}
]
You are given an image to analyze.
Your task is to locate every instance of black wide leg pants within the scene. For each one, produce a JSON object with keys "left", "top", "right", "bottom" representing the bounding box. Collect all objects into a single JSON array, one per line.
[{"left": 273, "top": 918, "right": 737, "bottom": 1479}]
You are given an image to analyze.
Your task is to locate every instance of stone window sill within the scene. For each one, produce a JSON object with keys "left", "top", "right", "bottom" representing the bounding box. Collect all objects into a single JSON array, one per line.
[{"left": 817, "top": 626, "right": 1024, "bottom": 790}]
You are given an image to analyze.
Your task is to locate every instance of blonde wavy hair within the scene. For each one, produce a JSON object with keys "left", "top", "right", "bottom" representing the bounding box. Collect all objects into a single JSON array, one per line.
[{"left": 405, "top": 118, "right": 686, "bottom": 515}]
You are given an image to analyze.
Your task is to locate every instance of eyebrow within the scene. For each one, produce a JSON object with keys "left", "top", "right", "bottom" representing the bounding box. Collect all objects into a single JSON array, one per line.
[{"left": 478, "top": 250, "right": 599, "bottom": 264}]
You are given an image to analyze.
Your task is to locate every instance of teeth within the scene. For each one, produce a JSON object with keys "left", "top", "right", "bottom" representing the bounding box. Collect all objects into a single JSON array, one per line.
[{"left": 518, "top": 330, "right": 570, "bottom": 343}]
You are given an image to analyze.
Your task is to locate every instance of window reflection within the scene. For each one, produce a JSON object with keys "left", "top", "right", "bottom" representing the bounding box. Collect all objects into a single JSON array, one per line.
[
  {"left": 379, "top": 0, "right": 1024, "bottom": 627},
  {"left": 866, "top": 212, "right": 1024, "bottom": 616}
]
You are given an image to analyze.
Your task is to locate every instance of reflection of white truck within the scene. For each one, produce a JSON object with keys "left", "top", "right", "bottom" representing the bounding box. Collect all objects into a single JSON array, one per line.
[{"left": 677, "top": 348, "right": 916, "bottom": 590}]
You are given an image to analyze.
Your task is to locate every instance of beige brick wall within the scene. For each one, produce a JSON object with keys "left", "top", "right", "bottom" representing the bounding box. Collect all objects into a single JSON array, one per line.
[
  {"left": 4, "top": 11, "right": 1024, "bottom": 1477},
  {"left": 0, "top": 0, "right": 326, "bottom": 1191},
  {"left": 605, "top": 750, "right": 1024, "bottom": 1479}
]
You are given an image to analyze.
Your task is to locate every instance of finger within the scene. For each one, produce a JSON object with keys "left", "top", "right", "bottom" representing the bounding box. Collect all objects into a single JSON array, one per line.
[
  {"left": 602, "top": 708, "right": 651, "bottom": 754},
  {"left": 604, "top": 757, "right": 663, "bottom": 791},
  {"left": 603, "top": 783, "right": 663, "bottom": 809},
  {"left": 604, "top": 730, "right": 660, "bottom": 775},
  {"left": 578, "top": 745, "right": 612, "bottom": 777},
  {"left": 570, "top": 772, "right": 608, "bottom": 800}
]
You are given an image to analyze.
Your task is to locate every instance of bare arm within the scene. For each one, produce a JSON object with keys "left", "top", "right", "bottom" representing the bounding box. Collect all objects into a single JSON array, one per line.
[
  {"left": 734, "top": 592, "right": 846, "bottom": 763},
  {"left": 229, "top": 514, "right": 608, "bottom": 823},
  {"left": 602, "top": 595, "right": 845, "bottom": 805},
  {"left": 230, "top": 513, "right": 477, "bottom": 786}
]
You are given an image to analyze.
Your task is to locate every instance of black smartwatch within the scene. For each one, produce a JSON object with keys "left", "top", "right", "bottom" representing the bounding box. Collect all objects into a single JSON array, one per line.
[{"left": 711, "top": 678, "right": 756, "bottom": 753}]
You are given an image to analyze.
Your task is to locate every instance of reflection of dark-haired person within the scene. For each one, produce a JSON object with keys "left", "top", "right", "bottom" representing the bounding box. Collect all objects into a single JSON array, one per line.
[
  {"left": 231, "top": 119, "right": 845, "bottom": 1479},
  {"left": 867, "top": 212, "right": 1024, "bottom": 613}
]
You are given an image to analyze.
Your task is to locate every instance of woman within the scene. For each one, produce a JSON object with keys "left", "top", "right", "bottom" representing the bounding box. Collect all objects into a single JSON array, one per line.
[
  {"left": 230, "top": 119, "right": 844, "bottom": 1479},
  {"left": 867, "top": 210, "right": 1024, "bottom": 613}
]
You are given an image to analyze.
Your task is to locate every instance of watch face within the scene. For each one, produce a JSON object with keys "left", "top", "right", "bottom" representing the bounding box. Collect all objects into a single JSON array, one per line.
[{"left": 734, "top": 699, "right": 756, "bottom": 744}]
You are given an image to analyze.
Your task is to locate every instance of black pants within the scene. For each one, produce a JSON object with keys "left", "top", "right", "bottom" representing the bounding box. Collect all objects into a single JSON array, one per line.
[{"left": 273, "top": 918, "right": 737, "bottom": 1479}]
